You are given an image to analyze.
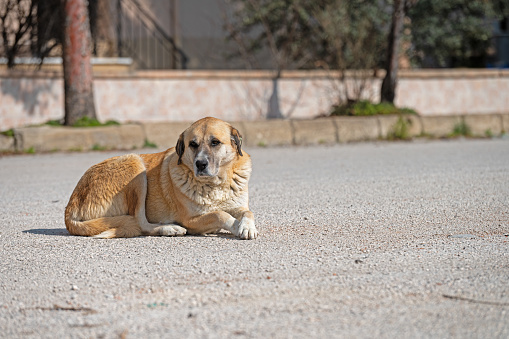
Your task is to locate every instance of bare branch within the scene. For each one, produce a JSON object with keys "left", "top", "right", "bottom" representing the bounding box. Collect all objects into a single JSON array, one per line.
[
  {"left": 221, "top": 2, "right": 258, "bottom": 69},
  {"left": 247, "top": 0, "right": 283, "bottom": 71}
]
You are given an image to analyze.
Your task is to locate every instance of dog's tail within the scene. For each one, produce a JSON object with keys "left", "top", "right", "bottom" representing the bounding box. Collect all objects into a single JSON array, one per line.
[{"left": 65, "top": 212, "right": 142, "bottom": 239}]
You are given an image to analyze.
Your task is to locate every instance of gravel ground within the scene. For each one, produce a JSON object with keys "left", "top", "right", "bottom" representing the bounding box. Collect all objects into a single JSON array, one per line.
[{"left": 0, "top": 139, "right": 508, "bottom": 339}]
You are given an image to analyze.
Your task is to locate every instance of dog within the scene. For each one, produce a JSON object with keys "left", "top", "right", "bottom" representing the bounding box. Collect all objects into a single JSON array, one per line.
[{"left": 65, "top": 117, "right": 258, "bottom": 240}]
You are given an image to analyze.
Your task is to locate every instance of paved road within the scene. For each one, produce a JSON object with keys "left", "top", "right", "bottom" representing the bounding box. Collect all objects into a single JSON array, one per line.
[{"left": 1, "top": 139, "right": 508, "bottom": 338}]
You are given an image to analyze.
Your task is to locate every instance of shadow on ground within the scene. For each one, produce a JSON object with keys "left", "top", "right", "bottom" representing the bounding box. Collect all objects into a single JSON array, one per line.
[
  {"left": 21, "top": 228, "right": 242, "bottom": 239},
  {"left": 23, "top": 228, "right": 70, "bottom": 236}
]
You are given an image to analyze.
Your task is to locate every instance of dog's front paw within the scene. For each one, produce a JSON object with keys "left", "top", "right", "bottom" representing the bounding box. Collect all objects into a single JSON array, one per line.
[
  {"left": 236, "top": 218, "right": 258, "bottom": 240},
  {"left": 153, "top": 225, "right": 187, "bottom": 236}
]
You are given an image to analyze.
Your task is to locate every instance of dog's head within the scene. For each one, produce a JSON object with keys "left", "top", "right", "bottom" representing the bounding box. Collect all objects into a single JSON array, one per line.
[{"left": 176, "top": 117, "right": 243, "bottom": 178}]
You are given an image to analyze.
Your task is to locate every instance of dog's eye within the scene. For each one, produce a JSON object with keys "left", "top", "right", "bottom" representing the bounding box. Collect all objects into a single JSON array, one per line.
[
  {"left": 189, "top": 141, "right": 199, "bottom": 148},
  {"left": 211, "top": 139, "right": 221, "bottom": 147}
]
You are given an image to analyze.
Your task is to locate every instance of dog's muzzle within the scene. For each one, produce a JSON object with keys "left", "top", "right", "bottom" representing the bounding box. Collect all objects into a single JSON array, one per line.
[{"left": 195, "top": 158, "right": 211, "bottom": 176}]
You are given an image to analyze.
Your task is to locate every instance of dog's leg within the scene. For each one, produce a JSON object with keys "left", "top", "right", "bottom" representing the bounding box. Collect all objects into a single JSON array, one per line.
[
  {"left": 229, "top": 209, "right": 258, "bottom": 240},
  {"left": 129, "top": 171, "right": 186, "bottom": 237},
  {"left": 66, "top": 154, "right": 147, "bottom": 238},
  {"left": 185, "top": 210, "right": 257, "bottom": 239},
  {"left": 149, "top": 225, "right": 187, "bottom": 236}
]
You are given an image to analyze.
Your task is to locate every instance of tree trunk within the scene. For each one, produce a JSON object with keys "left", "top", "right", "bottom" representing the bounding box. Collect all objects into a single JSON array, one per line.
[
  {"left": 381, "top": 0, "right": 405, "bottom": 103},
  {"left": 62, "top": 0, "right": 97, "bottom": 126},
  {"left": 267, "top": 76, "right": 284, "bottom": 119}
]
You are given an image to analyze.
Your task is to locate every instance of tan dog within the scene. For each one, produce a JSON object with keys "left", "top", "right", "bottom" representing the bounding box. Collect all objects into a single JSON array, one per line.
[{"left": 65, "top": 117, "right": 258, "bottom": 240}]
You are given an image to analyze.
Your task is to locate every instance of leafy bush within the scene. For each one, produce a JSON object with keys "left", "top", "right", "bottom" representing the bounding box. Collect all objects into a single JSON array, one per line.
[{"left": 330, "top": 100, "right": 417, "bottom": 116}]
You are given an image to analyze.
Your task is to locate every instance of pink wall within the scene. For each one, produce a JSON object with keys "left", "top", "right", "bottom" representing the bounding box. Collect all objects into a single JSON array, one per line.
[{"left": 1, "top": 69, "right": 508, "bottom": 130}]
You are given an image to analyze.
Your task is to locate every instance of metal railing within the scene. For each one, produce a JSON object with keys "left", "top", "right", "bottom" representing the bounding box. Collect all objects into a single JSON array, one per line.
[{"left": 116, "top": 0, "right": 187, "bottom": 69}]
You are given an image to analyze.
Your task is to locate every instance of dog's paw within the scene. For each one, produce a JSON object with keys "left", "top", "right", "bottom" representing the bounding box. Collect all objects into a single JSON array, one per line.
[
  {"left": 236, "top": 218, "right": 258, "bottom": 240},
  {"left": 154, "top": 225, "right": 187, "bottom": 236}
]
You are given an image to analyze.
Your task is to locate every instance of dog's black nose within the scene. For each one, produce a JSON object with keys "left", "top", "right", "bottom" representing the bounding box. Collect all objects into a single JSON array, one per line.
[{"left": 195, "top": 159, "right": 208, "bottom": 171}]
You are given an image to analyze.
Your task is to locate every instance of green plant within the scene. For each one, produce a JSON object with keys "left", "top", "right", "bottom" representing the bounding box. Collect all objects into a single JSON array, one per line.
[
  {"left": 0, "top": 129, "right": 14, "bottom": 137},
  {"left": 450, "top": 121, "right": 472, "bottom": 137},
  {"left": 331, "top": 100, "right": 417, "bottom": 116},
  {"left": 45, "top": 119, "right": 63, "bottom": 127},
  {"left": 92, "top": 144, "right": 107, "bottom": 151},
  {"left": 408, "top": 0, "right": 503, "bottom": 68},
  {"left": 257, "top": 141, "right": 267, "bottom": 147},
  {"left": 71, "top": 117, "right": 120, "bottom": 128},
  {"left": 25, "top": 147, "right": 35, "bottom": 154},
  {"left": 101, "top": 120, "right": 121, "bottom": 127},
  {"left": 388, "top": 116, "right": 411, "bottom": 140},
  {"left": 143, "top": 139, "right": 157, "bottom": 148},
  {"left": 484, "top": 129, "right": 493, "bottom": 138}
]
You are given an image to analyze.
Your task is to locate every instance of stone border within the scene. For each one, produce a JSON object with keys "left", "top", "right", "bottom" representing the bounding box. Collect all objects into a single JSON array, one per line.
[
  {"left": 1, "top": 114, "right": 508, "bottom": 153},
  {"left": 2, "top": 67, "right": 508, "bottom": 80}
]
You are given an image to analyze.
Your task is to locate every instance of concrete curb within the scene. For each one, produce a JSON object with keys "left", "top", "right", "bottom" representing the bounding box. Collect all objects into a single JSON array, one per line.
[
  {"left": 464, "top": 114, "right": 503, "bottom": 137},
  {"left": 2, "top": 114, "right": 508, "bottom": 153},
  {"left": 0, "top": 134, "right": 14, "bottom": 152},
  {"left": 503, "top": 114, "right": 509, "bottom": 133},
  {"left": 12, "top": 125, "right": 145, "bottom": 152},
  {"left": 238, "top": 120, "right": 293, "bottom": 147},
  {"left": 142, "top": 122, "right": 190, "bottom": 149},
  {"left": 334, "top": 116, "right": 379, "bottom": 143},
  {"left": 420, "top": 115, "right": 463, "bottom": 138},
  {"left": 292, "top": 120, "right": 336, "bottom": 145}
]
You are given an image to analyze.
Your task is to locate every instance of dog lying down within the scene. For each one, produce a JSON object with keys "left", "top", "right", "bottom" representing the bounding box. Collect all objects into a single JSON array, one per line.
[{"left": 65, "top": 117, "right": 258, "bottom": 240}]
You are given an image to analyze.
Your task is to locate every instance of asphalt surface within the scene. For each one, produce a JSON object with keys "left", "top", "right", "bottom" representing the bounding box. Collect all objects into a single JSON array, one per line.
[{"left": 0, "top": 139, "right": 508, "bottom": 339}]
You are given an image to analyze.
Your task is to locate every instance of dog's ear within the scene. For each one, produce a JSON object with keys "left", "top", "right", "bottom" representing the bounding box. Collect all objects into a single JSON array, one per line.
[
  {"left": 176, "top": 132, "right": 185, "bottom": 165},
  {"left": 230, "top": 127, "right": 243, "bottom": 157}
]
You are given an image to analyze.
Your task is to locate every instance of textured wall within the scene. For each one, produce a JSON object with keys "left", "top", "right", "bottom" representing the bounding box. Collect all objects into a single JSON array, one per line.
[{"left": 1, "top": 70, "right": 508, "bottom": 130}]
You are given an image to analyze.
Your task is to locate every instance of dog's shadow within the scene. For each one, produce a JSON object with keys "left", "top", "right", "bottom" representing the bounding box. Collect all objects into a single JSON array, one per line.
[
  {"left": 23, "top": 228, "right": 70, "bottom": 236},
  {"left": 22, "top": 229, "right": 243, "bottom": 239},
  {"left": 200, "top": 232, "right": 238, "bottom": 240}
]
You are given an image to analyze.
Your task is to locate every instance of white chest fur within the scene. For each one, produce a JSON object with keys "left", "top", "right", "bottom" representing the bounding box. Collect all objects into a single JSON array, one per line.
[{"left": 169, "top": 160, "right": 251, "bottom": 212}]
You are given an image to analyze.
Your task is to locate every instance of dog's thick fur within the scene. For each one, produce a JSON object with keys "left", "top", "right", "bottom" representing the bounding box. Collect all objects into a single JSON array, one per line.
[{"left": 65, "top": 117, "right": 258, "bottom": 239}]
